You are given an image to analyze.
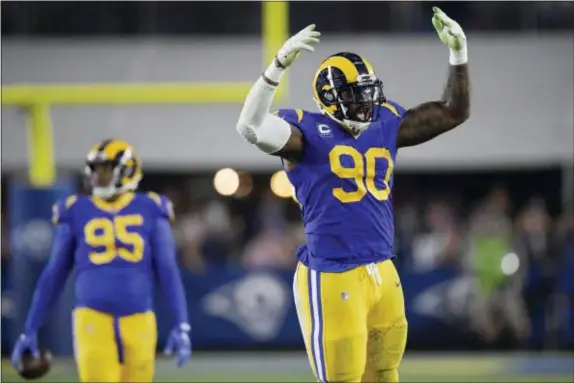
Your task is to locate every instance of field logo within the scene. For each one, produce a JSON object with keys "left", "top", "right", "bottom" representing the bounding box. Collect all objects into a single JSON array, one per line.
[
  {"left": 12, "top": 220, "right": 53, "bottom": 261},
  {"left": 202, "top": 273, "right": 290, "bottom": 341}
]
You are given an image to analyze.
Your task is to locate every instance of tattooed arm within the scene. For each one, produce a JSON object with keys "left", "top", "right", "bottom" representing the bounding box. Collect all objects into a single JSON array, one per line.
[
  {"left": 397, "top": 63, "right": 470, "bottom": 148},
  {"left": 397, "top": 7, "right": 471, "bottom": 148}
]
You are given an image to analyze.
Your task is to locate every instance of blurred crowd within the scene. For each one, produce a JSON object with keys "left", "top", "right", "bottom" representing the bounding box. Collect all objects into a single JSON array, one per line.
[
  {"left": 395, "top": 187, "right": 573, "bottom": 349},
  {"left": 165, "top": 188, "right": 302, "bottom": 273},
  {"left": 156, "top": 177, "right": 573, "bottom": 350}
]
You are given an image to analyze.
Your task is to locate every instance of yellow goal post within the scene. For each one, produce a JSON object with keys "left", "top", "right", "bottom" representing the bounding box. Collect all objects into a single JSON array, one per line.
[{"left": 1, "top": 2, "right": 288, "bottom": 188}]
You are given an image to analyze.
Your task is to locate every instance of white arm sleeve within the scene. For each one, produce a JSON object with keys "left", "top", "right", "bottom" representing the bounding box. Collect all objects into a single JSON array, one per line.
[{"left": 236, "top": 63, "right": 292, "bottom": 154}]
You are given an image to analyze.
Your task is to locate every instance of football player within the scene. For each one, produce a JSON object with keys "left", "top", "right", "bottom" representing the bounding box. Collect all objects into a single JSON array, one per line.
[
  {"left": 11, "top": 139, "right": 192, "bottom": 382},
  {"left": 236, "top": 7, "right": 470, "bottom": 383}
]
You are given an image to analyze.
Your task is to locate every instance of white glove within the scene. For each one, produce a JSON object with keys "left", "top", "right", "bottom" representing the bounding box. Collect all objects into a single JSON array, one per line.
[
  {"left": 264, "top": 24, "right": 321, "bottom": 83},
  {"left": 276, "top": 24, "right": 321, "bottom": 68},
  {"left": 432, "top": 7, "right": 468, "bottom": 66}
]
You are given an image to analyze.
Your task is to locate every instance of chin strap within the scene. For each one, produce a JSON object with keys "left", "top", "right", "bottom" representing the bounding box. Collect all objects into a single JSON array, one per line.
[{"left": 314, "top": 98, "right": 370, "bottom": 135}]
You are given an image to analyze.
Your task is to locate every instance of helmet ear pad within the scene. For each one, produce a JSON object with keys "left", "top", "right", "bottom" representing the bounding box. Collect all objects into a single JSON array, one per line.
[{"left": 314, "top": 68, "right": 348, "bottom": 121}]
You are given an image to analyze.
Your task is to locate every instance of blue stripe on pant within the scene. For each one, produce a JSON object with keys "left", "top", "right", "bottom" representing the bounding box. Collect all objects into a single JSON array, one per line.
[{"left": 308, "top": 268, "right": 327, "bottom": 382}]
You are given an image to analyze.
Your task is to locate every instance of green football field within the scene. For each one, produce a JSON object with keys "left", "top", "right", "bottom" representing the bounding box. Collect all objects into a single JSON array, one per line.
[{"left": 2, "top": 352, "right": 573, "bottom": 382}]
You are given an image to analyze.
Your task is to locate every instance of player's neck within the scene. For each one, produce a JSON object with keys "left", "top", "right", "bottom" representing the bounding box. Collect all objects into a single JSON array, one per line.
[
  {"left": 341, "top": 124, "right": 362, "bottom": 139},
  {"left": 91, "top": 192, "right": 135, "bottom": 213},
  {"left": 335, "top": 120, "right": 363, "bottom": 139},
  {"left": 104, "top": 195, "right": 121, "bottom": 203}
]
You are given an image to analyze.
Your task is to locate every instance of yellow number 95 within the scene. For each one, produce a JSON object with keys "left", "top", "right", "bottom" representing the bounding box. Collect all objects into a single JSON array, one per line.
[
  {"left": 329, "top": 145, "right": 394, "bottom": 203},
  {"left": 84, "top": 214, "right": 145, "bottom": 265}
]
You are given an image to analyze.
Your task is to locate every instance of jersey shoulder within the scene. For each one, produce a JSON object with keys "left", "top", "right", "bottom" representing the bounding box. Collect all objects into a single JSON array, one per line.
[
  {"left": 52, "top": 194, "right": 87, "bottom": 225},
  {"left": 274, "top": 108, "right": 328, "bottom": 136},
  {"left": 376, "top": 101, "right": 407, "bottom": 138},
  {"left": 380, "top": 100, "right": 406, "bottom": 119},
  {"left": 274, "top": 108, "right": 306, "bottom": 126},
  {"left": 139, "top": 192, "right": 175, "bottom": 222}
]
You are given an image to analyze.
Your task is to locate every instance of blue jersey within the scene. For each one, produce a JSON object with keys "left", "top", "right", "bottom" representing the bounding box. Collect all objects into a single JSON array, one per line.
[
  {"left": 53, "top": 192, "right": 175, "bottom": 315},
  {"left": 277, "top": 102, "right": 406, "bottom": 272}
]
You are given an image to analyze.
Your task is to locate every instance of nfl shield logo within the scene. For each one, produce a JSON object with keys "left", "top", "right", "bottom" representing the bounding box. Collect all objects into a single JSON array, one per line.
[{"left": 341, "top": 292, "right": 349, "bottom": 301}]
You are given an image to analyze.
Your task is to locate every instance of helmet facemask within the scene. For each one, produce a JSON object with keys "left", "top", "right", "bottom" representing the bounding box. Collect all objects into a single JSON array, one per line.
[
  {"left": 84, "top": 148, "right": 141, "bottom": 200},
  {"left": 316, "top": 70, "right": 386, "bottom": 135}
]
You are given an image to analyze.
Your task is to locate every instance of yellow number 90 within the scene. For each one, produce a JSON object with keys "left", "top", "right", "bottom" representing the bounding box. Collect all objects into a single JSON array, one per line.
[
  {"left": 84, "top": 214, "right": 145, "bottom": 265},
  {"left": 329, "top": 145, "right": 394, "bottom": 203}
]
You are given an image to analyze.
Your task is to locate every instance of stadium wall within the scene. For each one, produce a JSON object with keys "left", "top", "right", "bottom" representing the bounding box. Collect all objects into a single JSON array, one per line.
[
  {"left": 2, "top": 35, "right": 573, "bottom": 170},
  {"left": 4, "top": 263, "right": 572, "bottom": 355}
]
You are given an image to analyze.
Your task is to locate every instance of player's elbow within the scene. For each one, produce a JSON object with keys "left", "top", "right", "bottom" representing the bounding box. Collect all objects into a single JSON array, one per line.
[
  {"left": 462, "top": 107, "right": 470, "bottom": 123},
  {"left": 237, "top": 114, "right": 292, "bottom": 154},
  {"left": 455, "top": 108, "right": 470, "bottom": 125},
  {"left": 447, "top": 103, "right": 470, "bottom": 125},
  {"left": 236, "top": 120, "right": 259, "bottom": 145}
]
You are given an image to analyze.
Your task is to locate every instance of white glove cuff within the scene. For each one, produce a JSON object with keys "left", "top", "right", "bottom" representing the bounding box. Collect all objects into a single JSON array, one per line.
[
  {"left": 263, "top": 60, "right": 285, "bottom": 85},
  {"left": 449, "top": 47, "right": 468, "bottom": 66}
]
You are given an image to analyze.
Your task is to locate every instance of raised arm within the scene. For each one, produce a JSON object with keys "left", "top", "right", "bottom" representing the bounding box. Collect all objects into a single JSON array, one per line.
[
  {"left": 236, "top": 25, "right": 320, "bottom": 162},
  {"left": 397, "top": 7, "right": 471, "bottom": 148}
]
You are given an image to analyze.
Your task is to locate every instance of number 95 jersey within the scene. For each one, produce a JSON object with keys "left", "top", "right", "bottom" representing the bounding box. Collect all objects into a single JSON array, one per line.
[
  {"left": 52, "top": 192, "right": 175, "bottom": 316},
  {"left": 277, "top": 102, "right": 406, "bottom": 273}
]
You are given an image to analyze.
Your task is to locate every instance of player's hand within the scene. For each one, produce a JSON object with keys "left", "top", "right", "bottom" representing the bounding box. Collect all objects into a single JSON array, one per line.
[
  {"left": 164, "top": 323, "right": 192, "bottom": 368},
  {"left": 276, "top": 24, "right": 321, "bottom": 68},
  {"left": 432, "top": 7, "right": 467, "bottom": 52},
  {"left": 11, "top": 333, "right": 39, "bottom": 369}
]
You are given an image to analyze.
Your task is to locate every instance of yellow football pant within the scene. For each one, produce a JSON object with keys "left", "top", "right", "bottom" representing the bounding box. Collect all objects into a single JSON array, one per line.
[
  {"left": 294, "top": 260, "right": 408, "bottom": 383},
  {"left": 73, "top": 307, "right": 157, "bottom": 382}
]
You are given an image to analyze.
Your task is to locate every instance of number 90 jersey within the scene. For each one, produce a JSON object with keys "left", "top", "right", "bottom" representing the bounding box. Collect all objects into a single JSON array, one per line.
[
  {"left": 277, "top": 102, "right": 406, "bottom": 273},
  {"left": 52, "top": 192, "right": 174, "bottom": 315}
]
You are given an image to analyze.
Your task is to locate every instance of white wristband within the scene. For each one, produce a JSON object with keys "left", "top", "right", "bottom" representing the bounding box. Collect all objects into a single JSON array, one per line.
[
  {"left": 263, "top": 61, "right": 285, "bottom": 85},
  {"left": 449, "top": 48, "right": 468, "bottom": 66}
]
